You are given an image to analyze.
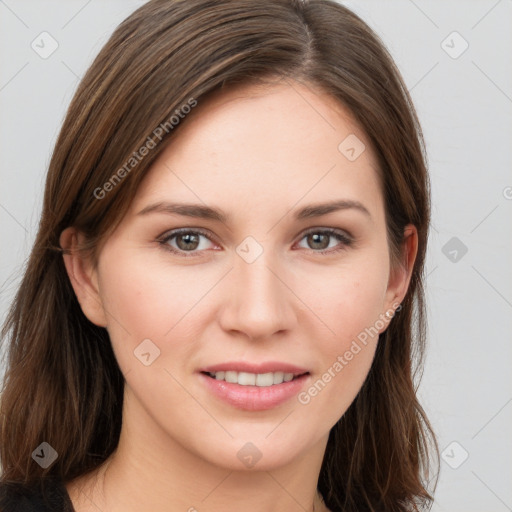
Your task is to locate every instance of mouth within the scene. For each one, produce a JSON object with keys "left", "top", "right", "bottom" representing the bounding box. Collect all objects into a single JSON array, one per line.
[{"left": 198, "top": 362, "right": 311, "bottom": 411}]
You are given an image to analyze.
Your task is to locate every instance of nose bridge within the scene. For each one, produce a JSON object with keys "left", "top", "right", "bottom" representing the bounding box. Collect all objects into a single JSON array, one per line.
[{"left": 220, "top": 240, "right": 295, "bottom": 339}]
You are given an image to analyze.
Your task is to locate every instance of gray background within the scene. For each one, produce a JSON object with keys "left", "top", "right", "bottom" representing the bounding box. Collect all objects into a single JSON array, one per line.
[{"left": 1, "top": 1, "right": 511, "bottom": 510}]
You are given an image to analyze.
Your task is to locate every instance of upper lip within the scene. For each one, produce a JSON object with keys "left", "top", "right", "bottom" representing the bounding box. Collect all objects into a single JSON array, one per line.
[{"left": 199, "top": 361, "right": 309, "bottom": 375}]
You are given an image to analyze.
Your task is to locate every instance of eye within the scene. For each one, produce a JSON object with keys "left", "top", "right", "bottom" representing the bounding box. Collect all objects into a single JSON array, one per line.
[
  {"left": 296, "top": 228, "right": 353, "bottom": 254},
  {"left": 158, "top": 228, "right": 217, "bottom": 257}
]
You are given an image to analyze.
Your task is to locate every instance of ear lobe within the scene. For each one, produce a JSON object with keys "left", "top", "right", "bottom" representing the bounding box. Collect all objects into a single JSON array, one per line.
[{"left": 59, "top": 227, "right": 108, "bottom": 327}]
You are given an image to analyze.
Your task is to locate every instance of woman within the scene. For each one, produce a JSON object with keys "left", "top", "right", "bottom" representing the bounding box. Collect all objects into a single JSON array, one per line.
[{"left": 0, "top": 0, "right": 438, "bottom": 510}]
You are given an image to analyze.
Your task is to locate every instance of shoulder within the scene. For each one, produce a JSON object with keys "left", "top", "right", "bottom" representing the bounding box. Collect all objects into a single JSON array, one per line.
[
  {"left": 0, "top": 478, "right": 74, "bottom": 512},
  {"left": 0, "top": 481, "right": 44, "bottom": 512}
]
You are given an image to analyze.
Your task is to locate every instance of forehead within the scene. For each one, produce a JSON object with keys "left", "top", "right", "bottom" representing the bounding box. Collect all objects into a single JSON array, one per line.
[
  {"left": 163, "top": 79, "right": 374, "bottom": 161},
  {"left": 128, "top": 80, "right": 384, "bottom": 228}
]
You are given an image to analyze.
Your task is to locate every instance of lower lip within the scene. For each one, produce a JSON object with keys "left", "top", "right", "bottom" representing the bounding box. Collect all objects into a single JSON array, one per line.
[{"left": 199, "top": 372, "right": 310, "bottom": 411}]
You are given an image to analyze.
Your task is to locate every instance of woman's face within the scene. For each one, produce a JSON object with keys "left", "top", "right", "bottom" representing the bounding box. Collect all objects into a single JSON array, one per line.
[{"left": 69, "top": 80, "right": 413, "bottom": 471}]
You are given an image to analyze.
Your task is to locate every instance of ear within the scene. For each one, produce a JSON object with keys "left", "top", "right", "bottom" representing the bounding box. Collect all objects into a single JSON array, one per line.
[
  {"left": 59, "top": 227, "right": 108, "bottom": 327},
  {"left": 380, "top": 224, "right": 418, "bottom": 330}
]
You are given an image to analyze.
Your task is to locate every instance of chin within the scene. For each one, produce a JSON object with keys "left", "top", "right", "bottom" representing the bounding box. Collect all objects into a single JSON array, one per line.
[{"left": 187, "top": 428, "right": 322, "bottom": 472}]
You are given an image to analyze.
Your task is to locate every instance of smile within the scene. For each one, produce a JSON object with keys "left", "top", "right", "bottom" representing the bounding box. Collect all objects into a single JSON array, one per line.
[{"left": 198, "top": 363, "right": 311, "bottom": 411}]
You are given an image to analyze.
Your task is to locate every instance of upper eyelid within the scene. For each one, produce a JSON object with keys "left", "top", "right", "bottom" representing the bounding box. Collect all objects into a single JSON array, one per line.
[{"left": 159, "top": 227, "right": 219, "bottom": 244}]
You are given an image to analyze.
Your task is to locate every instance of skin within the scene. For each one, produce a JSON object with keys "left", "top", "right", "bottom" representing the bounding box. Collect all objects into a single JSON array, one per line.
[{"left": 60, "top": 79, "right": 418, "bottom": 512}]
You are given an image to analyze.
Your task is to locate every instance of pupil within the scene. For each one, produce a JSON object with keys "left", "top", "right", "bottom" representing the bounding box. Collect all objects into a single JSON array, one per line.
[
  {"left": 178, "top": 233, "right": 199, "bottom": 250},
  {"left": 309, "top": 233, "right": 328, "bottom": 250}
]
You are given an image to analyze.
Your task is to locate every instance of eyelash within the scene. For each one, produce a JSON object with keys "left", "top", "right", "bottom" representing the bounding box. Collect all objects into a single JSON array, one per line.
[{"left": 157, "top": 227, "right": 353, "bottom": 258}]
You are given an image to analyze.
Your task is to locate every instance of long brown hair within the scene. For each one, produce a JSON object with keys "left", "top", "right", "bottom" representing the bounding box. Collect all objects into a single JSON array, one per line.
[{"left": 0, "top": 0, "right": 438, "bottom": 510}]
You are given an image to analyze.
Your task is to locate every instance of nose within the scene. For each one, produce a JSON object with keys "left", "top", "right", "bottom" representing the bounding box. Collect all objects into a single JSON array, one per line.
[{"left": 218, "top": 248, "right": 297, "bottom": 341}]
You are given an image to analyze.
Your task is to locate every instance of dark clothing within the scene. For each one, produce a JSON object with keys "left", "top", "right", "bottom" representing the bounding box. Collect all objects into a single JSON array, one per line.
[{"left": 0, "top": 478, "right": 74, "bottom": 512}]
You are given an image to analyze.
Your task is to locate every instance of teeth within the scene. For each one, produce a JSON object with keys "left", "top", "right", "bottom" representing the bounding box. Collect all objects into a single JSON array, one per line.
[
  {"left": 273, "top": 371, "right": 284, "bottom": 384},
  {"left": 208, "top": 371, "right": 300, "bottom": 386},
  {"left": 256, "top": 373, "right": 273, "bottom": 386},
  {"left": 225, "top": 371, "right": 237, "bottom": 383},
  {"left": 238, "top": 372, "right": 256, "bottom": 385}
]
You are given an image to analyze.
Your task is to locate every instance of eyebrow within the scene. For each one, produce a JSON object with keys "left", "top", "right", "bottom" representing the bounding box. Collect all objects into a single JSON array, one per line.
[{"left": 137, "top": 199, "right": 372, "bottom": 223}]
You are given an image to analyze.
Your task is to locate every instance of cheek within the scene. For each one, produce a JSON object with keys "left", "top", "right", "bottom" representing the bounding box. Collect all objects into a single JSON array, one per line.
[
  {"left": 295, "top": 258, "right": 388, "bottom": 419},
  {"left": 96, "top": 249, "right": 217, "bottom": 372},
  {"left": 301, "top": 255, "right": 388, "bottom": 346},
  {"left": 297, "top": 289, "right": 381, "bottom": 430}
]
